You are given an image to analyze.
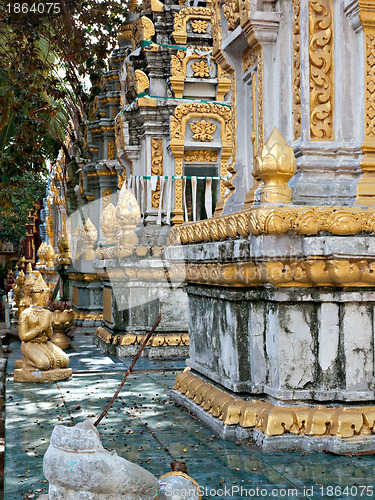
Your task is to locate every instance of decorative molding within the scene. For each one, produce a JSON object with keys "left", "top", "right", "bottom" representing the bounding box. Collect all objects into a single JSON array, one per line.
[
  {"left": 151, "top": 138, "right": 163, "bottom": 208},
  {"left": 183, "top": 258, "right": 375, "bottom": 288},
  {"left": 107, "top": 140, "right": 115, "bottom": 161},
  {"left": 133, "top": 70, "right": 149, "bottom": 95},
  {"left": 174, "top": 370, "right": 375, "bottom": 438},
  {"left": 170, "top": 102, "right": 233, "bottom": 223},
  {"left": 184, "top": 150, "right": 218, "bottom": 163},
  {"left": 292, "top": 0, "right": 301, "bottom": 140},
  {"left": 68, "top": 273, "right": 103, "bottom": 282},
  {"left": 222, "top": 0, "right": 240, "bottom": 31},
  {"left": 173, "top": 7, "right": 212, "bottom": 44},
  {"left": 96, "top": 327, "right": 189, "bottom": 347},
  {"left": 309, "top": 0, "right": 334, "bottom": 140},
  {"left": 170, "top": 205, "right": 375, "bottom": 244},
  {"left": 355, "top": 2, "right": 375, "bottom": 204},
  {"left": 74, "top": 312, "right": 103, "bottom": 322},
  {"left": 132, "top": 16, "right": 156, "bottom": 49},
  {"left": 86, "top": 170, "right": 117, "bottom": 177},
  {"left": 242, "top": 45, "right": 264, "bottom": 209}
]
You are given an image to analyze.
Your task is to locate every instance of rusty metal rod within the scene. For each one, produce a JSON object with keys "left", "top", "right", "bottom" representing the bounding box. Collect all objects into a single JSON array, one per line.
[{"left": 94, "top": 313, "right": 162, "bottom": 427}]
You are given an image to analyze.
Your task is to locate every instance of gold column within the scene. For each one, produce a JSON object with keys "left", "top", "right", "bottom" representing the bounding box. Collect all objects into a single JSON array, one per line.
[
  {"left": 308, "top": 0, "right": 334, "bottom": 140},
  {"left": 151, "top": 139, "right": 163, "bottom": 209},
  {"left": 293, "top": 0, "right": 301, "bottom": 140},
  {"left": 356, "top": 2, "right": 375, "bottom": 205}
]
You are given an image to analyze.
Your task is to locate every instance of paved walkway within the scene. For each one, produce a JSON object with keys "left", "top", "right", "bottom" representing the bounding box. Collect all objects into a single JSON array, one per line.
[{"left": 5, "top": 333, "right": 375, "bottom": 499}]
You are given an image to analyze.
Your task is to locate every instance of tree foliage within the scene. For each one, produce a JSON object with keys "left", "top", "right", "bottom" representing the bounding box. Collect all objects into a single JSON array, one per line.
[
  {"left": 0, "top": 0, "right": 127, "bottom": 205},
  {"left": 0, "top": 171, "right": 47, "bottom": 249}
]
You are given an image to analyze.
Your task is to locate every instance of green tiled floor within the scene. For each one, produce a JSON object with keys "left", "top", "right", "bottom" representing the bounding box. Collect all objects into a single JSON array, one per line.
[{"left": 5, "top": 335, "right": 375, "bottom": 499}]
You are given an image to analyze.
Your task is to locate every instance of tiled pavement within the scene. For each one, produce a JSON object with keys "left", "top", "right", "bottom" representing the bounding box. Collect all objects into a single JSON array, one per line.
[{"left": 5, "top": 333, "right": 375, "bottom": 499}]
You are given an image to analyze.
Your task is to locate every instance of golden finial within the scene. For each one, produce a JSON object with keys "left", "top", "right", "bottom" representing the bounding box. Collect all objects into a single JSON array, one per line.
[
  {"left": 81, "top": 218, "right": 98, "bottom": 260},
  {"left": 252, "top": 128, "right": 297, "bottom": 205},
  {"left": 26, "top": 262, "right": 32, "bottom": 274},
  {"left": 45, "top": 244, "right": 55, "bottom": 268},
  {"left": 100, "top": 203, "right": 119, "bottom": 246},
  {"left": 116, "top": 190, "right": 141, "bottom": 248}
]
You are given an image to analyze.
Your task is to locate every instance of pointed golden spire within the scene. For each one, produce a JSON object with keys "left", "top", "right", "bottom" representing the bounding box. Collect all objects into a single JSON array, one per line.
[{"left": 252, "top": 128, "right": 297, "bottom": 205}]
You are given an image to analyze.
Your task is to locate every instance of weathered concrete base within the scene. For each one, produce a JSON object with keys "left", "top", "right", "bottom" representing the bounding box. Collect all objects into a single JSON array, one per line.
[
  {"left": 93, "top": 335, "right": 189, "bottom": 359},
  {"left": 171, "top": 390, "right": 375, "bottom": 453},
  {"left": 14, "top": 367, "right": 72, "bottom": 383}
]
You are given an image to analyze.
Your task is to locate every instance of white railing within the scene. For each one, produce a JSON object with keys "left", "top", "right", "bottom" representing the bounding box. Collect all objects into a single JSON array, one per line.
[{"left": 126, "top": 175, "right": 228, "bottom": 224}]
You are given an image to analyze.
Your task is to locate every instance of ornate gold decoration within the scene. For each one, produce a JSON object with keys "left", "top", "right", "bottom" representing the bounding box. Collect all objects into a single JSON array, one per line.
[
  {"left": 14, "top": 274, "right": 72, "bottom": 383},
  {"left": 174, "top": 371, "right": 375, "bottom": 438},
  {"left": 132, "top": 16, "right": 156, "bottom": 49},
  {"left": 116, "top": 190, "right": 141, "bottom": 248},
  {"left": 241, "top": 45, "right": 264, "bottom": 209},
  {"left": 68, "top": 273, "right": 102, "bottom": 282},
  {"left": 107, "top": 140, "right": 115, "bottom": 160},
  {"left": 182, "top": 257, "right": 375, "bottom": 288},
  {"left": 251, "top": 128, "right": 297, "bottom": 205},
  {"left": 309, "top": 0, "right": 334, "bottom": 140},
  {"left": 209, "top": 0, "right": 237, "bottom": 215},
  {"left": 57, "top": 235, "right": 71, "bottom": 266},
  {"left": 190, "top": 120, "right": 217, "bottom": 141},
  {"left": 86, "top": 170, "right": 117, "bottom": 177},
  {"left": 222, "top": 0, "right": 240, "bottom": 31},
  {"left": 356, "top": 3, "right": 375, "bottom": 205},
  {"left": 191, "top": 60, "right": 210, "bottom": 78},
  {"left": 293, "top": 0, "right": 301, "bottom": 140},
  {"left": 191, "top": 20, "right": 209, "bottom": 33},
  {"left": 184, "top": 150, "right": 218, "bottom": 163},
  {"left": 36, "top": 242, "right": 47, "bottom": 267},
  {"left": 74, "top": 312, "right": 103, "bottom": 322},
  {"left": 95, "top": 327, "right": 189, "bottom": 347},
  {"left": 45, "top": 244, "right": 55, "bottom": 268},
  {"left": 100, "top": 203, "right": 119, "bottom": 247},
  {"left": 171, "top": 204, "right": 375, "bottom": 246},
  {"left": 170, "top": 102, "right": 233, "bottom": 223},
  {"left": 81, "top": 218, "right": 98, "bottom": 260},
  {"left": 173, "top": 7, "right": 212, "bottom": 44},
  {"left": 151, "top": 138, "right": 163, "bottom": 209},
  {"left": 134, "top": 70, "right": 150, "bottom": 95}
]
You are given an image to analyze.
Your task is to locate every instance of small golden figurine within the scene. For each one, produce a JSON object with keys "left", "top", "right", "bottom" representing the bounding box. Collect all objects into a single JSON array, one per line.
[{"left": 14, "top": 274, "right": 72, "bottom": 383}]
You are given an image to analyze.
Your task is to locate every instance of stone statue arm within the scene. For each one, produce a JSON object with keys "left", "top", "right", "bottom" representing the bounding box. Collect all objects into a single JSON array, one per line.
[{"left": 18, "top": 311, "right": 51, "bottom": 342}]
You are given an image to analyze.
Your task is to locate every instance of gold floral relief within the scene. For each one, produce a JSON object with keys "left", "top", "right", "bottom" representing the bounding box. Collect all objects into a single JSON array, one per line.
[
  {"left": 191, "top": 19, "right": 209, "bottom": 33},
  {"left": 192, "top": 60, "right": 210, "bottom": 78},
  {"left": 293, "top": 0, "right": 301, "bottom": 140},
  {"left": 184, "top": 150, "right": 218, "bottom": 163},
  {"left": 190, "top": 120, "right": 217, "bottom": 141},
  {"left": 309, "top": 0, "right": 334, "bottom": 140},
  {"left": 151, "top": 138, "right": 163, "bottom": 208},
  {"left": 365, "top": 33, "right": 375, "bottom": 139},
  {"left": 107, "top": 140, "right": 115, "bottom": 160}
]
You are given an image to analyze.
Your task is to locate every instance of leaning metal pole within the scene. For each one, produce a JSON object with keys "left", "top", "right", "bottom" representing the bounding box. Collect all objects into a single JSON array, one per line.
[{"left": 94, "top": 313, "right": 162, "bottom": 427}]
